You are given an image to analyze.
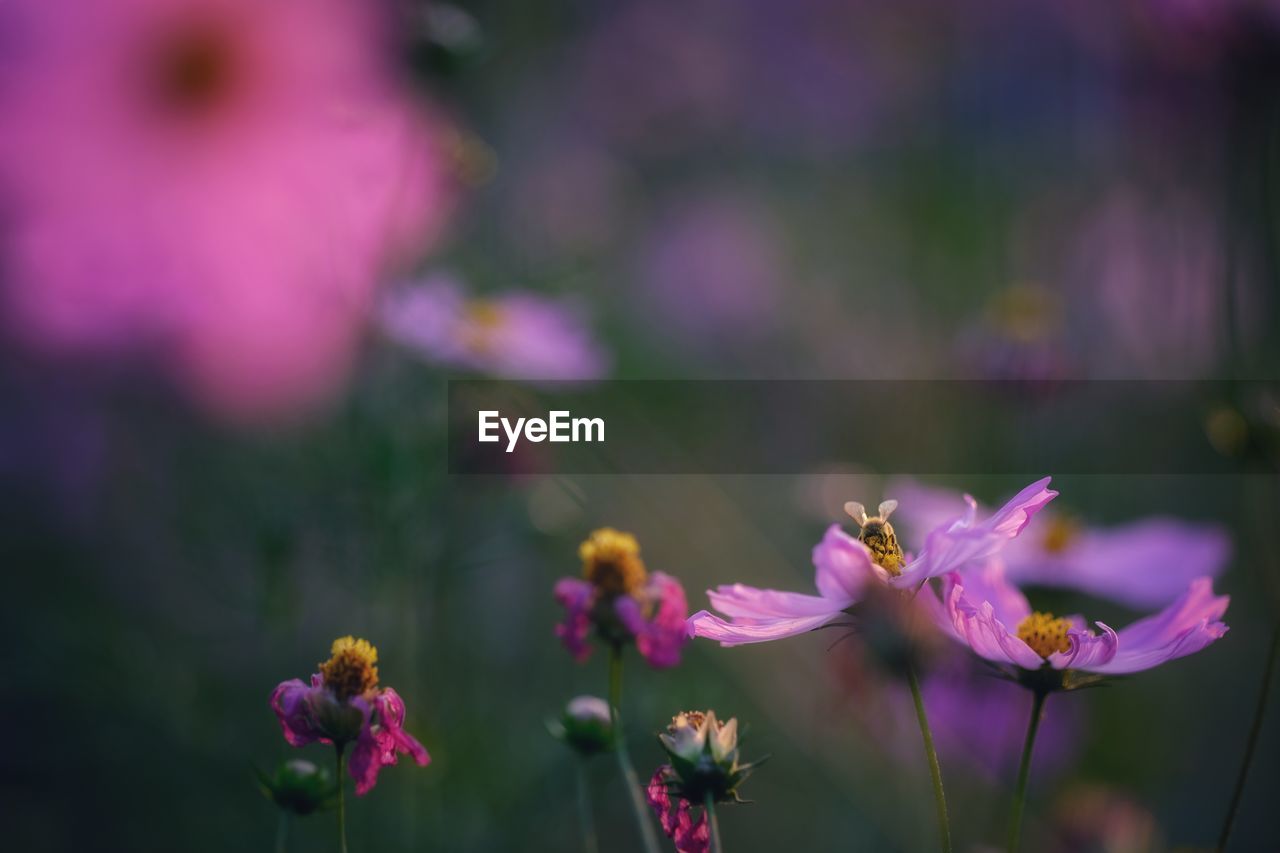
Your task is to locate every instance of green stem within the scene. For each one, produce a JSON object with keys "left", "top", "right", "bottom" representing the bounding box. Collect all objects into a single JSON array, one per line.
[
  {"left": 704, "top": 792, "right": 724, "bottom": 853},
  {"left": 576, "top": 760, "right": 599, "bottom": 853},
  {"left": 905, "top": 660, "right": 952, "bottom": 853},
  {"left": 608, "top": 645, "right": 662, "bottom": 853},
  {"left": 336, "top": 744, "right": 348, "bottom": 853},
  {"left": 1217, "top": 623, "right": 1280, "bottom": 852},
  {"left": 1007, "top": 689, "right": 1047, "bottom": 853},
  {"left": 275, "top": 812, "right": 290, "bottom": 853}
]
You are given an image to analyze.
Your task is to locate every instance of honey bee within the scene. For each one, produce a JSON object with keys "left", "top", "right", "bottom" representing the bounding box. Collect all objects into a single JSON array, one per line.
[{"left": 843, "top": 499, "right": 904, "bottom": 575}]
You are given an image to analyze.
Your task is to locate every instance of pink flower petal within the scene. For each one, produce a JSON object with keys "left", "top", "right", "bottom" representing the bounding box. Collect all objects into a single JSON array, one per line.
[
  {"left": 554, "top": 577, "right": 596, "bottom": 662},
  {"left": 1008, "top": 519, "right": 1231, "bottom": 609},
  {"left": 706, "top": 583, "right": 848, "bottom": 620},
  {"left": 1049, "top": 623, "right": 1119, "bottom": 671},
  {"left": 895, "top": 477, "right": 1057, "bottom": 587},
  {"left": 269, "top": 678, "right": 324, "bottom": 747},
  {"left": 631, "top": 571, "right": 691, "bottom": 669},
  {"left": 1089, "top": 578, "right": 1229, "bottom": 674},
  {"left": 812, "top": 524, "right": 887, "bottom": 601},
  {"left": 935, "top": 573, "right": 1045, "bottom": 670},
  {"left": 687, "top": 608, "right": 843, "bottom": 646}
]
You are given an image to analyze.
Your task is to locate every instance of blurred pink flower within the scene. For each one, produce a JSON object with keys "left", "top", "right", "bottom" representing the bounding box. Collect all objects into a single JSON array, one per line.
[
  {"left": 888, "top": 477, "right": 1231, "bottom": 608},
  {"left": 688, "top": 478, "right": 1056, "bottom": 646},
  {"left": 925, "top": 562, "right": 1228, "bottom": 675},
  {"left": 380, "top": 273, "right": 610, "bottom": 380},
  {"left": 1066, "top": 188, "right": 1243, "bottom": 379},
  {"left": 0, "top": 0, "right": 454, "bottom": 422}
]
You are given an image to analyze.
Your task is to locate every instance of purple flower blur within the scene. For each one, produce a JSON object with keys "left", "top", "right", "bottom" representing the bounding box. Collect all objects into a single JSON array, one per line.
[
  {"left": 688, "top": 478, "right": 1056, "bottom": 646},
  {"left": 554, "top": 528, "right": 691, "bottom": 668},
  {"left": 924, "top": 562, "right": 1228, "bottom": 678},
  {"left": 380, "top": 273, "right": 610, "bottom": 381},
  {"left": 0, "top": 0, "right": 455, "bottom": 423},
  {"left": 270, "top": 636, "right": 430, "bottom": 796},
  {"left": 887, "top": 478, "right": 1231, "bottom": 609}
]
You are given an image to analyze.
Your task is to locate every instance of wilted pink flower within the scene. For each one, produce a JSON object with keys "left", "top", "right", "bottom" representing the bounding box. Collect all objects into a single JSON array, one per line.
[
  {"left": 647, "top": 766, "right": 710, "bottom": 853},
  {"left": 554, "top": 528, "right": 690, "bottom": 668},
  {"left": 270, "top": 637, "right": 430, "bottom": 796},
  {"left": 380, "top": 274, "right": 609, "bottom": 380},
  {"left": 0, "top": 0, "right": 454, "bottom": 422},
  {"left": 888, "top": 478, "right": 1230, "bottom": 608},
  {"left": 688, "top": 478, "right": 1056, "bottom": 645},
  {"left": 924, "top": 562, "right": 1228, "bottom": 677}
]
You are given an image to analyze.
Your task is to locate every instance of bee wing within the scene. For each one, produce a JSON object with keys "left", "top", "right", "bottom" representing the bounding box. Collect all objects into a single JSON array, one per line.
[
  {"left": 844, "top": 501, "right": 868, "bottom": 526},
  {"left": 877, "top": 499, "right": 898, "bottom": 520}
]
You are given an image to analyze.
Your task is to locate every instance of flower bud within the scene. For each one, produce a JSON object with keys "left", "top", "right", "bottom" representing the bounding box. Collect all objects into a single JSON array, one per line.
[
  {"left": 550, "top": 695, "right": 614, "bottom": 756},
  {"left": 258, "top": 759, "right": 336, "bottom": 816},
  {"left": 656, "top": 710, "right": 759, "bottom": 805}
]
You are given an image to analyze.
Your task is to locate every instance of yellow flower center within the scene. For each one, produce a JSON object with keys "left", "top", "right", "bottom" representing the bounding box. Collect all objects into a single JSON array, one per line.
[
  {"left": 460, "top": 299, "right": 507, "bottom": 354},
  {"left": 990, "top": 284, "right": 1058, "bottom": 344},
  {"left": 858, "top": 520, "right": 904, "bottom": 576},
  {"left": 668, "top": 710, "right": 723, "bottom": 733},
  {"left": 149, "top": 20, "right": 242, "bottom": 119},
  {"left": 1041, "top": 515, "right": 1080, "bottom": 554},
  {"left": 1016, "top": 612, "right": 1073, "bottom": 659},
  {"left": 319, "top": 636, "right": 380, "bottom": 701},
  {"left": 580, "top": 527, "right": 647, "bottom": 596}
]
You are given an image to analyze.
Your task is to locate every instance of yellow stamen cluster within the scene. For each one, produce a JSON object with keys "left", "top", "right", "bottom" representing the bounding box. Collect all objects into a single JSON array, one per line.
[
  {"left": 1016, "top": 612, "right": 1072, "bottom": 659},
  {"left": 580, "top": 527, "right": 647, "bottom": 596},
  {"left": 1041, "top": 515, "right": 1080, "bottom": 554},
  {"left": 319, "top": 636, "right": 380, "bottom": 701},
  {"left": 990, "top": 284, "right": 1058, "bottom": 344},
  {"left": 668, "top": 710, "right": 723, "bottom": 733},
  {"left": 461, "top": 300, "right": 507, "bottom": 353}
]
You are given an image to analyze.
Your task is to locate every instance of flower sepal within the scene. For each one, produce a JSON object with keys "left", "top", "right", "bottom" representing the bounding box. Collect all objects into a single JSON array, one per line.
[
  {"left": 992, "top": 662, "right": 1116, "bottom": 695},
  {"left": 657, "top": 711, "right": 765, "bottom": 805}
]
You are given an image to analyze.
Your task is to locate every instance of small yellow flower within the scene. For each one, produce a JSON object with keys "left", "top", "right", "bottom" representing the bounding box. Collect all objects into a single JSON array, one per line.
[
  {"left": 580, "top": 527, "right": 648, "bottom": 596},
  {"left": 319, "top": 636, "right": 379, "bottom": 700}
]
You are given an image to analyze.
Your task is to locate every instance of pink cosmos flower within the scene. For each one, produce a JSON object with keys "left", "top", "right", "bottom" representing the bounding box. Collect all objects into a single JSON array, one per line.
[
  {"left": 380, "top": 273, "right": 610, "bottom": 380},
  {"left": 923, "top": 562, "right": 1228, "bottom": 677},
  {"left": 688, "top": 477, "right": 1056, "bottom": 646},
  {"left": 270, "top": 637, "right": 430, "bottom": 796},
  {"left": 0, "top": 0, "right": 454, "bottom": 422},
  {"left": 554, "top": 528, "right": 691, "bottom": 668},
  {"left": 887, "top": 478, "right": 1230, "bottom": 608}
]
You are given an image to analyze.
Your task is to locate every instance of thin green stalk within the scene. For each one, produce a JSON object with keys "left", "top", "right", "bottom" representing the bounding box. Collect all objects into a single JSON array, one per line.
[
  {"left": 905, "top": 660, "right": 953, "bottom": 853},
  {"left": 1007, "top": 689, "right": 1048, "bottom": 853},
  {"left": 608, "top": 645, "right": 662, "bottom": 853},
  {"left": 275, "top": 812, "right": 290, "bottom": 853},
  {"left": 336, "top": 744, "right": 349, "bottom": 853},
  {"left": 704, "top": 792, "right": 724, "bottom": 853},
  {"left": 576, "top": 760, "right": 599, "bottom": 853},
  {"left": 1217, "top": 623, "right": 1280, "bottom": 852}
]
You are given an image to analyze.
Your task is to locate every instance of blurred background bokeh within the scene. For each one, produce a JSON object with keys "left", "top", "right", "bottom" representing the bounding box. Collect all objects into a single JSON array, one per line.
[{"left": 3, "top": 0, "right": 1280, "bottom": 850}]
